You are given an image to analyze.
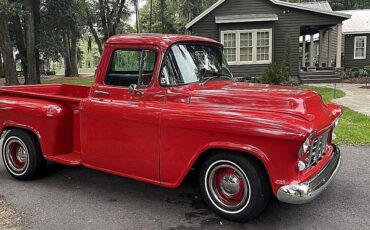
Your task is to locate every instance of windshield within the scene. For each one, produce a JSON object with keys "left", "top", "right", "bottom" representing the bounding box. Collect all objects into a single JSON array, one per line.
[{"left": 160, "top": 43, "right": 233, "bottom": 86}]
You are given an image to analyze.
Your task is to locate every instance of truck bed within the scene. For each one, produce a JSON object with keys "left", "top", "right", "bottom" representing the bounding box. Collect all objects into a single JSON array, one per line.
[
  {"left": 0, "top": 84, "right": 91, "bottom": 102},
  {"left": 0, "top": 84, "right": 91, "bottom": 164}
]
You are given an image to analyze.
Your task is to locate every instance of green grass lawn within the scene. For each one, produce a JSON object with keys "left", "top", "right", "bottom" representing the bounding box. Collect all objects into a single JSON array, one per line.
[
  {"left": 305, "top": 86, "right": 370, "bottom": 146},
  {"left": 41, "top": 77, "right": 94, "bottom": 86}
]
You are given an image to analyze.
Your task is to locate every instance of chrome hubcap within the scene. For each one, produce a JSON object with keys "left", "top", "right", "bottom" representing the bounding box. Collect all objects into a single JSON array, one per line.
[
  {"left": 207, "top": 162, "right": 251, "bottom": 212},
  {"left": 220, "top": 174, "right": 241, "bottom": 197},
  {"left": 4, "top": 138, "right": 29, "bottom": 173}
]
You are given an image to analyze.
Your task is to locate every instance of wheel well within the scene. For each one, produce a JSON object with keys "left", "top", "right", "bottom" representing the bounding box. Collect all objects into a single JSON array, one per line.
[
  {"left": 2, "top": 127, "right": 41, "bottom": 151},
  {"left": 191, "top": 148, "right": 271, "bottom": 187}
]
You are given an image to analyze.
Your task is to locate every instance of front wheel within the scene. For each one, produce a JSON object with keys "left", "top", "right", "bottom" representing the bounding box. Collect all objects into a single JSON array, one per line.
[
  {"left": 1, "top": 129, "right": 46, "bottom": 180},
  {"left": 200, "top": 153, "right": 271, "bottom": 222}
]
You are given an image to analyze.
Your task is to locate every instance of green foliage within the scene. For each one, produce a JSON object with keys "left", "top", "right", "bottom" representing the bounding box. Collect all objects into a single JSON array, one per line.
[
  {"left": 261, "top": 63, "right": 290, "bottom": 85},
  {"left": 351, "top": 68, "right": 360, "bottom": 78},
  {"left": 304, "top": 86, "right": 370, "bottom": 145},
  {"left": 0, "top": 0, "right": 23, "bottom": 16},
  {"left": 139, "top": 0, "right": 217, "bottom": 34}
]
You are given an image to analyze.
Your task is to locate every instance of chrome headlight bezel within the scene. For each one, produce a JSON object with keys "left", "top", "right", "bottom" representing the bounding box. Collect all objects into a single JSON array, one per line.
[
  {"left": 334, "top": 117, "right": 340, "bottom": 128},
  {"left": 298, "top": 132, "right": 315, "bottom": 158}
]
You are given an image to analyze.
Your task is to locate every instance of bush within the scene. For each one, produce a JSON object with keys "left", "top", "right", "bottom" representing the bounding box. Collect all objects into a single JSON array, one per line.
[
  {"left": 351, "top": 68, "right": 360, "bottom": 78},
  {"left": 261, "top": 63, "right": 290, "bottom": 85}
]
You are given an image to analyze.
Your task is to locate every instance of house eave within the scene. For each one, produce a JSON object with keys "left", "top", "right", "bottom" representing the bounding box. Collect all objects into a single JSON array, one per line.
[
  {"left": 343, "top": 31, "right": 370, "bottom": 35},
  {"left": 185, "top": 0, "right": 226, "bottom": 29},
  {"left": 215, "top": 14, "right": 279, "bottom": 24},
  {"left": 270, "top": 0, "right": 351, "bottom": 19},
  {"left": 185, "top": 0, "right": 351, "bottom": 30}
]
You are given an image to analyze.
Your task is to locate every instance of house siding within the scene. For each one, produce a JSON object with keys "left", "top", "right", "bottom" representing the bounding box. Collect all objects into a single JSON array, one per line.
[
  {"left": 344, "top": 34, "right": 370, "bottom": 69},
  {"left": 190, "top": 0, "right": 345, "bottom": 78}
]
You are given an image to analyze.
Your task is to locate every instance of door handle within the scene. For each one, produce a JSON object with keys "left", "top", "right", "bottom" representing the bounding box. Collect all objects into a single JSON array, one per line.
[{"left": 94, "top": 90, "right": 110, "bottom": 96}]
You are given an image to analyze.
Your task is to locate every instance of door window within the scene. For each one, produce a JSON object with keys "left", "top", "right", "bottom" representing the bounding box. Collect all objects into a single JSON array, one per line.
[{"left": 106, "top": 50, "right": 156, "bottom": 87}]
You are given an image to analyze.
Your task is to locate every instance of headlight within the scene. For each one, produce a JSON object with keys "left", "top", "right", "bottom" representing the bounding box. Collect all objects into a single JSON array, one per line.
[
  {"left": 298, "top": 132, "right": 315, "bottom": 171},
  {"left": 299, "top": 132, "right": 315, "bottom": 158}
]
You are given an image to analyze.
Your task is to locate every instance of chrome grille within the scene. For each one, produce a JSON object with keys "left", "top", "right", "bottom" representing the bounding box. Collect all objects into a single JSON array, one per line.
[{"left": 307, "top": 130, "right": 330, "bottom": 166}]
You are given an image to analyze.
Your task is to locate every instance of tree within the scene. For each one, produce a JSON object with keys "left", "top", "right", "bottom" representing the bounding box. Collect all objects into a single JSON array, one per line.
[
  {"left": 0, "top": 49, "right": 4, "bottom": 78},
  {"left": 0, "top": 0, "right": 20, "bottom": 85},
  {"left": 134, "top": 0, "right": 140, "bottom": 33},
  {"left": 24, "top": 0, "right": 40, "bottom": 84},
  {"left": 139, "top": 0, "right": 217, "bottom": 34},
  {"left": 84, "top": 0, "right": 130, "bottom": 55}
]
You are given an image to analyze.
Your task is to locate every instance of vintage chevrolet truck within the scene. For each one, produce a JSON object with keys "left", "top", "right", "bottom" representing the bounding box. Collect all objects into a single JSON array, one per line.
[{"left": 0, "top": 34, "right": 342, "bottom": 222}]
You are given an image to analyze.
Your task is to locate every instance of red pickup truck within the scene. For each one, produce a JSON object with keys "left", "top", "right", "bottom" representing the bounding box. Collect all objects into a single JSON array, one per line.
[{"left": 0, "top": 34, "right": 342, "bottom": 222}]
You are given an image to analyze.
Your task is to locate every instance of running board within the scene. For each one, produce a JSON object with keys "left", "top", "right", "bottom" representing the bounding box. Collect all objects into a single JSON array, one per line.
[{"left": 45, "top": 152, "right": 82, "bottom": 166}]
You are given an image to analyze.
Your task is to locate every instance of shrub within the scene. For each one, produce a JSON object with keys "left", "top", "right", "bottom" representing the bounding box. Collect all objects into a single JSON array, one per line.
[
  {"left": 351, "top": 68, "right": 360, "bottom": 78},
  {"left": 261, "top": 63, "right": 290, "bottom": 85}
]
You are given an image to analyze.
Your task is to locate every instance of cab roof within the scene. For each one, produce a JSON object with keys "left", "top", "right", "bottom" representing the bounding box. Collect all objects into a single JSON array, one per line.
[{"left": 106, "top": 34, "right": 222, "bottom": 50}]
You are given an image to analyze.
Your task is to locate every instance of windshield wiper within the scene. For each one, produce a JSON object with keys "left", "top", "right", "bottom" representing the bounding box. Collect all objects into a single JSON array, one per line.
[{"left": 199, "top": 73, "right": 234, "bottom": 86}]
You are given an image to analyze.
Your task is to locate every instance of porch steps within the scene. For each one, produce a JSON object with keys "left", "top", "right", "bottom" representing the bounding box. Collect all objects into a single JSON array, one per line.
[{"left": 300, "top": 71, "right": 341, "bottom": 84}]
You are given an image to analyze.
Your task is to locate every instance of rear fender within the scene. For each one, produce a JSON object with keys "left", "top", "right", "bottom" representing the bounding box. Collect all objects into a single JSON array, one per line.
[{"left": 0, "top": 97, "right": 74, "bottom": 156}]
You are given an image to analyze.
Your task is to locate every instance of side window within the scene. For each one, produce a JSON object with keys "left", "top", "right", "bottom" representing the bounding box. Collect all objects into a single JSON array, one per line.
[
  {"left": 106, "top": 50, "right": 156, "bottom": 87},
  {"left": 160, "top": 51, "right": 183, "bottom": 86}
]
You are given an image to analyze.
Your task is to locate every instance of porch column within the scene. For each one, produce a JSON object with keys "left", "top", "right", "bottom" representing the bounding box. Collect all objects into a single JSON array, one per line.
[
  {"left": 336, "top": 23, "right": 343, "bottom": 68},
  {"left": 309, "top": 34, "right": 314, "bottom": 67},
  {"left": 302, "top": 36, "right": 306, "bottom": 67},
  {"left": 319, "top": 30, "right": 324, "bottom": 67}
]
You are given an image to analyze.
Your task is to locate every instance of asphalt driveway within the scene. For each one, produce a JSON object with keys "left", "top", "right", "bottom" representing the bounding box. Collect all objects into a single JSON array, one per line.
[{"left": 0, "top": 146, "right": 369, "bottom": 230}]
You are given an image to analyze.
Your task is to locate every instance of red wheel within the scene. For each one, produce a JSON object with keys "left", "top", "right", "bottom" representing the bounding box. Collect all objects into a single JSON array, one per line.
[
  {"left": 200, "top": 152, "right": 271, "bottom": 222},
  {"left": 4, "top": 137, "right": 29, "bottom": 175},
  {"left": 207, "top": 161, "right": 251, "bottom": 213},
  {"left": 2, "top": 129, "right": 46, "bottom": 180}
]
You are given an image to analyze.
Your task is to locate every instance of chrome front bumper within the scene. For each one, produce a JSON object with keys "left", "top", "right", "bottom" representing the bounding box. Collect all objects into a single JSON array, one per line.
[{"left": 277, "top": 145, "right": 341, "bottom": 204}]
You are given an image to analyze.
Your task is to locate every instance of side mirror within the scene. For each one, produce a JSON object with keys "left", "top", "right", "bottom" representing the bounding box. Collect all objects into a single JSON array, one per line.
[{"left": 128, "top": 84, "right": 144, "bottom": 95}]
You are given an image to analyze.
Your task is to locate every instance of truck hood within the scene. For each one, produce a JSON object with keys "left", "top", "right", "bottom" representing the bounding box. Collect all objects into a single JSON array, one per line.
[{"left": 189, "top": 82, "right": 336, "bottom": 122}]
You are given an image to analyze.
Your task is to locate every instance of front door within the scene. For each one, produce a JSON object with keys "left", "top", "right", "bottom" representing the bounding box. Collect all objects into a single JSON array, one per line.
[{"left": 80, "top": 47, "right": 163, "bottom": 184}]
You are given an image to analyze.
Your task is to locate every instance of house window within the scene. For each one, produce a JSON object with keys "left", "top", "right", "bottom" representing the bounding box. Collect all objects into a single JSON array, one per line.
[
  {"left": 221, "top": 29, "right": 272, "bottom": 65},
  {"left": 240, "top": 32, "right": 253, "bottom": 62},
  {"left": 223, "top": 33, "right": 237, "bottom": 62},
  {"left": 354, "top": 36, "right": 367, "bottom": 60}
]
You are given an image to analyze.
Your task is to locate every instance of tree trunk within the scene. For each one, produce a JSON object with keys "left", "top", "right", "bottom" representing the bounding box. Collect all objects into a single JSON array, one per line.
[
  {"left": 98, "top": 0, "right": 109, "bottom": 41},
  {"left": 160, "top": 0, "right": 165, "bottom": 33},
  {"left": 11, "top": 15, "right": 28, "bottom": 78},
  {"left": 24, "top": 0, "right": 38, "bottom": 85},
  {"left": 0, "top": 13, "right": 20, "bottom": 85},
  {"left": 0, "top": 49, "right": 4, "bottom": 78},
  {"left": 135, "top": 0, "right": 140, "bottom": 33},
  {"left": 87, "top": 16, "right": 103, "bottom": 55},
  {"left": 63, "top": 33, "right": 72, "bottom": 77},
  {"left": 149, "top": 0, "right": 153, "bottom": 33},
  {"left": 33, "top": 0, "right": 41, "bottom": 83},
  {"left": 70, "top": 36, "right": 79, "bottom": 77}
]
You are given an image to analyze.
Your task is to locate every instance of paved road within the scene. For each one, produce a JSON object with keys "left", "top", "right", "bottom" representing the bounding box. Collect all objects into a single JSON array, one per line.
[{"left": 0, "top": 146, "right": 369, "bottom": 230}]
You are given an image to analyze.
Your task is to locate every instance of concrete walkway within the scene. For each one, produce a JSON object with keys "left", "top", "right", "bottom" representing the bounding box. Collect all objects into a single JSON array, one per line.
[{"left": 317, "top": 83, "right": 370, "bottom": 116}]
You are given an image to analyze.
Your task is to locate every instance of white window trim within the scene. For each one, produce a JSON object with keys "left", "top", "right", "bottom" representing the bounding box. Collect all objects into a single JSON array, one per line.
[
  {"left": 221, "top": 29, "right": 273, "bottom": 65},
  {"left": 354, "top": 36, "right": 367, "bottom": 60}
]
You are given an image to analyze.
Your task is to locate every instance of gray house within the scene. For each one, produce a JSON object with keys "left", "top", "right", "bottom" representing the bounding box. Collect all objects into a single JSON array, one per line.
[
  {"left": 340, "top": 10, "right": 370, "bottom": 69},
  {"left": 185, "top": 0, "right": 351, "bottom": 81}
]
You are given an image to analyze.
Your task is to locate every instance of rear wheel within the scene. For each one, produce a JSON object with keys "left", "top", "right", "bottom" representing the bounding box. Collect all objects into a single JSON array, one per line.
[
  {"left": 200, "top": 152, "right": 271, "bottom": 222},
  {"left": 2, "top": 129, "right": 46, "bottom": 180}
]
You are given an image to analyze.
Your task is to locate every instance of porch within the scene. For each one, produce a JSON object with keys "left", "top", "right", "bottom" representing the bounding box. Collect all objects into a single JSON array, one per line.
[{"left": 299, "top": 23, "right": 343, "bottom": 83}]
